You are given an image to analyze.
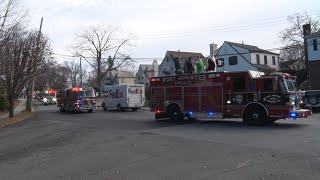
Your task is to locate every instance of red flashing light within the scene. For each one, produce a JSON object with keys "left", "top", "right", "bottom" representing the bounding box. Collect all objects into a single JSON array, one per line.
[
  {"left": 156, "top": 110, "right": 160, "bottom": 114},
  {"left": 72, "top": 87, "right": 80, "bottom": 92},
  {"left": 151, "top": 78, "right": 156, "bottom": 82}
]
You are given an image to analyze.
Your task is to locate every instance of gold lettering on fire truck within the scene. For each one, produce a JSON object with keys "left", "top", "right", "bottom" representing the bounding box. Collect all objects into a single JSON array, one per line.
[
  {"left": 264, "top": 94, "right": 281, "bottom": 104},
  {"left": 161, "top": 75, "right": 207, "bottom": 85}
]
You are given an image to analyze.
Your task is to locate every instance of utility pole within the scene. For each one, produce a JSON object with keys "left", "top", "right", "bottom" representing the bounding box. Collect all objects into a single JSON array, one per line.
[
  {"left": 80, "top": 57, "right": 82, "bottom": 87},
  {"left": 303, "top": 24, "right": 311, "bottom": 89},
  {"left": 28, "top": 17, "right": 43, "bottom": 112}
]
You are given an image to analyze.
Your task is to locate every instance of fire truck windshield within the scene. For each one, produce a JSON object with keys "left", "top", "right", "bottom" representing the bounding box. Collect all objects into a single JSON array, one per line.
[
  {"left": 74, "top": 90, "right": 95, "bottom": 98},
  {"left": 280, "top": 78, "right": 297, "bottom": 92}
]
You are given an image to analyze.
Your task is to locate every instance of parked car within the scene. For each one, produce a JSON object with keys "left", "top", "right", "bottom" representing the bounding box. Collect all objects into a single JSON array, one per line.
[{"left": 301, "top": 90, "right": 320, "bottom": 110}]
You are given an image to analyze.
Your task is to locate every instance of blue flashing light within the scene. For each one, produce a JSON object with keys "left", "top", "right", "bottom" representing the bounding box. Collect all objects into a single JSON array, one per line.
[
  {"left": 290, "top": 112, "right": 298, "bottom": 118},
  {"left": 189, "top": 112, "right": 193, "bottom": 115},
  {"left": 209, "top": 112, "right": 213, "bottom": 115}
]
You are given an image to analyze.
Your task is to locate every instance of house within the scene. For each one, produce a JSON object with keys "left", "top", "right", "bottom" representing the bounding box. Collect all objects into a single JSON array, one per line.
[
  {"left": 104, "top": 70, "right": 135, "bottom": 86},
  {"left": 136, "top": 60, "right": 159, "bottom": 86},
  {"left": 279, "top": 60, "right": 304, "bottom": 74},
  {"left": 158, "top": 51, "right": 206, "bottom": 76},
  {"left": 214, "top": 41, "right": 280, "bottom": 72},
  {"left": 305, "top": 29, "right": 320, "bottom": 90}
]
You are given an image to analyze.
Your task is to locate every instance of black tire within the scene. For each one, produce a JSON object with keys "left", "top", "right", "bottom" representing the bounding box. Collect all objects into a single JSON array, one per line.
[
  {"left": 88, "top": 109, "right": 93, "bottom": 113},
  {"left": 59, "top": 107, "right": 65, "bottom": 112},
  {"left": 102, "top": 103, "right": 107, "bottom": 111},
  {"left": 243, "top": 104, "right": 268, "bottom": 125},
  {"left": 132, "top": 108, "right": 139, "bottom": 112},
  {"left": 117, "top": 104, "right": 124, "bottom": 111},
  {"left": 309, "top": 96, "right": 318, "bottom": 105},
  {"left": 167, "top": 104, "right": 184, "bottom": 121}
]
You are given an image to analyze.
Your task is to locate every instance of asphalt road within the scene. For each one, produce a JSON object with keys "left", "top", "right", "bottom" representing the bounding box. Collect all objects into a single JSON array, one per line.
[{"left": 0, "top": 102, "right": 320, "bottom": 180}]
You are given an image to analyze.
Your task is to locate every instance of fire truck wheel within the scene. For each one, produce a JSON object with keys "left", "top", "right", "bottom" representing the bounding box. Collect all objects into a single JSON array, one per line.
[
  {"left": 167, "top": 105, "right": 184, "bottom": 121},
  {"left": 243, "top": 104, "right": 268, "bottom": 125}
]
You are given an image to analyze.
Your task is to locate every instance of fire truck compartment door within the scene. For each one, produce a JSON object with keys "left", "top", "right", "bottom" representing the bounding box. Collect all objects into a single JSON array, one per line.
[{"left": 183, "top": 84, "right": 223, "bottom": 115}]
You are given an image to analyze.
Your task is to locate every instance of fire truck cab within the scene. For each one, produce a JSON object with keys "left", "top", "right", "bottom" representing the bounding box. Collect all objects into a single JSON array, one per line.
[
  {"left": 150, "top": 71, "right": 311, "bottom": 125},
  {"left": 57, "top": 87, "right": 96, "bottom": 113}
]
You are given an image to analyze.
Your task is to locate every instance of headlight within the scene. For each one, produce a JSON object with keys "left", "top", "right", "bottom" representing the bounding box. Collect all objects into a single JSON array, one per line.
[
  {"left": 43, "top": 98, "right": 47, "bottom": 102},
  {"left": 53, "top": 98, "right": 57, "bottom": 101},
  {"left": 290, "top": 95, "right": 296, "bottom": 102}
]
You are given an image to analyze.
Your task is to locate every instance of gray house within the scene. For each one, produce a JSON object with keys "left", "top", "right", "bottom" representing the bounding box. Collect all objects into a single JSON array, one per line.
[
  {"left": 136, "top": 60, "right": 159, "bottom": 86},
  {"left": 158, "top": 51, "right": 206, "bottom": 76},
  {"left": 214, "top": 41, "right": 280, "bottom": 72}
]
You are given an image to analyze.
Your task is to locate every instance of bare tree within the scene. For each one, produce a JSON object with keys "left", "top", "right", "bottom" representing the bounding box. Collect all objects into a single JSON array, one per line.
[
  {"left": 73, "top": 25, "right": 134, "bottom": 96},
  {"left": 64, "top": 60, "right": 80, "bottom": 87},
  {"left": 0, "top": 0, "right": 28, "bottom": 40},
  {"left": 0, "top": 26, "right": 51, "bottom": 117},
  {"left": 279, "top": 12, "right": 320, "bottom": 71}
]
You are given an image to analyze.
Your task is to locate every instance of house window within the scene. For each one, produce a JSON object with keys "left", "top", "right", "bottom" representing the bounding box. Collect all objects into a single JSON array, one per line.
[
  {"left": 272, "top": 56, "right": 276, "bottom": 65},
  {"left": 229, "top": 56, "right": 238, "bottom": 66},
  {"left": 256, "top": 54, "right": 260, "bottom": 64},
  {"left": 217, "top": 58, "right": 224, "bottom": 67},
  {"left": 264, "top": 55, "right": 267, "bottom": 65},
  {"left": 313, "top": 39, "right": 318, "bottom": 51},
  {"left": 121, "top": 78, "right": 125, "bottom": 83}
]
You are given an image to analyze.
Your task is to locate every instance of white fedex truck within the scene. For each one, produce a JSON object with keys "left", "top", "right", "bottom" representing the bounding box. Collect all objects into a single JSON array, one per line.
[{"left": 102, "top": 84, "right": 145, "bottom": 111}]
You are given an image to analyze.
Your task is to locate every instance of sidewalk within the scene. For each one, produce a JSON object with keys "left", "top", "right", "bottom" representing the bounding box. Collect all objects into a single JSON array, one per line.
[{"left": 0, "top": 98, "right": 27, "bottom": 119}]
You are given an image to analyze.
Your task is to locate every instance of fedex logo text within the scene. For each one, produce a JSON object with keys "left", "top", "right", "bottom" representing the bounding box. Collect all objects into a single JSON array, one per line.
[
  {"left": 128, "top": 88, "right": 142, "bottom": 94},
  {"left": 109, "top": 89, "right": 123, "bottom": 98}
]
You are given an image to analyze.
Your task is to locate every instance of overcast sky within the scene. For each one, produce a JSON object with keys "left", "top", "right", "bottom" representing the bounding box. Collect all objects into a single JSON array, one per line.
[{"left": 25, "top": 0, "right": 319, "bottom": 66}]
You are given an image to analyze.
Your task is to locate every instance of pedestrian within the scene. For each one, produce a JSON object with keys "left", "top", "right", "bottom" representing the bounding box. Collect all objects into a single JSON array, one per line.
[
  {"left": 196, "top": 56, "right": 204, "bottom": 74},
  {"left": 184, "top": 57, "right": 194, "bottom": 74},
  {"left": 171, "top": 54, "right": 182, "bottom": 75},
  {"left": 207, "top": 56, "right": 217, "bottom": 72}
]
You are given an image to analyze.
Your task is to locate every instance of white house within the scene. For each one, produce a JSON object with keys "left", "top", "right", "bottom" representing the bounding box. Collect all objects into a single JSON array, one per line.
[
  {"left": 103, "top": 70, "right": 135, "bottom": 86},
  {"left": 214, "top": 41, "right": 280, "bottom": 72},
  {"left": 158, "top": 51, "right": 206, "bottom": 76},
  {"left": 135, "top": 60, "right": 159, "bottom": 86},
  {"left": 305, "top": 30, "right": 320, "bottom": 90}
]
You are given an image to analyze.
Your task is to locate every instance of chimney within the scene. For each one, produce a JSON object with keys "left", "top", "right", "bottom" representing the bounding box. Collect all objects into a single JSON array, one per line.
[
  {"left": 303, "top": 24, "right": 311, "bottom": 36},
  {"left": 209, "top": 43, "right": 217, "bottom": 56},
  {"left": 153, "top": 60, "right": 158, "bottom": 77}
]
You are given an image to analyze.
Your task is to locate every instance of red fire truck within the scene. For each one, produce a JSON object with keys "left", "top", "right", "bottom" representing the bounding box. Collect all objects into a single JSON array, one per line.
[
  {"left": 150, "top": 71, "right": 311, "bottom": 125},
  {"left": 57, "top": 87, "right": 96, "bottom": 112}
]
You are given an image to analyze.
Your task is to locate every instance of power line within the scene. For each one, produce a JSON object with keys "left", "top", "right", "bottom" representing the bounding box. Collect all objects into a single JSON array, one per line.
[{"left": 50, "top": 41, "right": 320, "bottom": 62}]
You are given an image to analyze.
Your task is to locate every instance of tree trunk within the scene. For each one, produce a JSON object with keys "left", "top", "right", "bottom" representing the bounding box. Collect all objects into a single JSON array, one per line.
[{"left": 8, "top": 96, "right": 15, "bottom": 118}]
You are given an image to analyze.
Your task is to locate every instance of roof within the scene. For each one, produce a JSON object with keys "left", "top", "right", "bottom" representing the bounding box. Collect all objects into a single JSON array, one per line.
[
  {"left": 167, "top": 51, "right": 205, "bottom": 59},
  {"left": 140, "top": 64, "right": 154, "bottom": 72},
  {"left": 305, "top": 31, "right": 320, "bottom": 38},
  {"left": 116, "top": 71, "right": 134, "bottom": 78},
  {"left": 280, "top": 60, "right": 299, "bottom": 66},
  {"left": 226, "top": 41, "right": 279, "bottom": 55},
  {"left": 164, "top": 51, "right": 207, "bottom": 67},
  {"left": 108, "top": 70, "right": 135, "bottom": 78},
  {"left": 252, "top": 64, "right": 272, "bottom": 70}
]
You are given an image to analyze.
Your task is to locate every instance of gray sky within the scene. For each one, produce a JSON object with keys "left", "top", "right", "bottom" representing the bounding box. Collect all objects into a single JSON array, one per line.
[{"left": 25, "top": 0, "right": 319, "bottom": 66}]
